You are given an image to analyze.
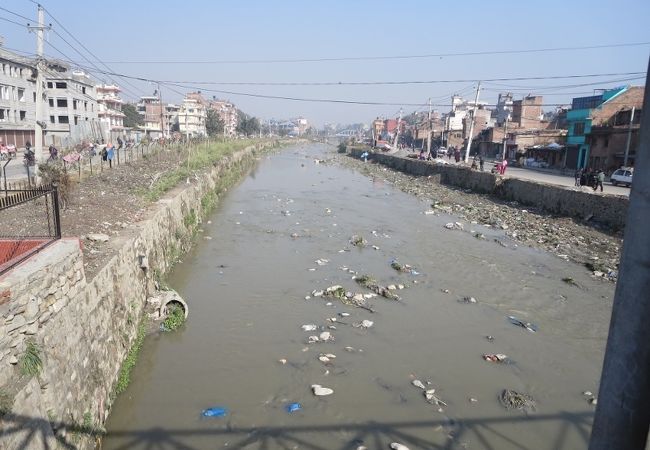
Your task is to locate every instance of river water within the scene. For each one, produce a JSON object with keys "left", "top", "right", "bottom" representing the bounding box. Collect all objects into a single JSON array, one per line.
[{"left": 103, "top": 143, "right": 614, "bottom": 450}]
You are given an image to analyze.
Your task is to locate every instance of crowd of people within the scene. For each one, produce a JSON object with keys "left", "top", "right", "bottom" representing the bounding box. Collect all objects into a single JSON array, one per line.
[{"left": 574, "top": 167, "right": 605, "bottom": 192}]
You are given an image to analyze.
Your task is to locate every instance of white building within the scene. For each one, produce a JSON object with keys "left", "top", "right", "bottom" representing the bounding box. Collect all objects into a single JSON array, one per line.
[
  {"left": 178, "top": 97, "right": 206, "bottom": 137},
  {"left": 0, "top": 46, "right": 38, "bottom": 148},
  {"left": 207, "top": 98, "right": 238, "bottom": 137},
  {"left": 44, "top": 62, "right": 101, "bottom": 146},
  {"left": 96, "top": 84, "right": 125, "bottom": 141}
]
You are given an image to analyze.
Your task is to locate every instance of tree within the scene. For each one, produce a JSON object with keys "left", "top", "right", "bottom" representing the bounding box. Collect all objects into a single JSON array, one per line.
[
  {"left": 236, "top": 111, "right": 261, "bottom": 136},
  {"left": 122, "top": 103, "right": 143, "bottom": 128},
  {"left": 206, "top": 109, "right": 225, "bottom": 136}
]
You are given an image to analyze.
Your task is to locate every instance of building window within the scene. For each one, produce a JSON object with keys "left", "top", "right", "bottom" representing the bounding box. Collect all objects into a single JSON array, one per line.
[
  {"left": 18, "top": 88, "right": 25, "bottom": 102},
  {"left": 573, "top": 122, "right": 585, "bottom": 136},
  {"left": 81, "top": 86, "right": 86, "bottom": 94},
  {"left": 20, "top": 111, "right": 26, "bottom": 121},
  {"left": 58, "top": 115, "right": 69, "bottom": 124},
  {"left": 47, "top": 82, "right": 53, "bottom": 88},
  {"left": 50, "top": 115, "right": 55, "bottom": 124},
  {"left": 604, "top": 138, "right": 609, "bottom": 148},
  {"left": 55, "top": 82, "right": 67, "bottom": 89},
  {"left": 56, "top": 99, "right": 68, "bottom": 108},
  {"left": 73, "top": 100, "right": 78, "bottom": 110},
  {"left": 84, "top": 101, "right": 87, "bottom": 111},
  {"left": 74, "top": 116, "right": 78, "bottom": 125},
  {"left": 0, "top": 110, "right": 5, "bottom": 122},
  {"left": 33, "top": 92, "right": 36, "bottom": 102},
  {"left": 49, "top": 98, "right": 54, "bottom": 107}
]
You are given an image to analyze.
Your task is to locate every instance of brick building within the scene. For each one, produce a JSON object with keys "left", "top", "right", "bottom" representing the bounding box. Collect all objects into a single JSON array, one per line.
[{"left": 512, "top": 95, "right": 543, "bottom": 128}]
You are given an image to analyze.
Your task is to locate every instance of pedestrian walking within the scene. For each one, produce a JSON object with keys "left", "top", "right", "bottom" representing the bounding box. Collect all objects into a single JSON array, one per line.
[
  {"left": 48, "top": 144, "right": 58, "bottom": 161},
  {"left": 454, "top": 148, "right": 461, "bottom": 163},
  {"left": 479, "top": 154, "right": 485, "bottom": 172},
  {"left": 23, "top": 141, "right": 36, "bottom": 184},
  {"left": 499, "top": 158, "right": 508, "bottom": 175},
  {"left": 574, "top": 168, "right": 583, "bottom": 187},
  {"left": 594, "top": 169, "right": 605, "bottom": 192},
  {"left": 106, "top": 143, "right": 115, "bottom": 168}
]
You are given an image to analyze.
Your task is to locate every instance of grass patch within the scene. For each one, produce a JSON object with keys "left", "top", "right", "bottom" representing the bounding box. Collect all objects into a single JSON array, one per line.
[
  {"left": 0, "top": 389, "right": 13, "bottom": 417},
  {"left": 19, "top": 340, "right": 43, "bottom": 377},
  {"left": 143, "top": 140, "right": 260, "bottom": 202},
  {"left": 183, "top": 209, "right": 197, "bottom": 228},
  {"left": 113, "top": 320, "right": 147, "bottom": 398},
  {"left": 161, "top": 303, "right": 186, "bottom": 332}
]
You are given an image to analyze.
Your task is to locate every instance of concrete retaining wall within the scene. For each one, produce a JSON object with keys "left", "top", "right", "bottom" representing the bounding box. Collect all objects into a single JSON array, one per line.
[
  {"left": 0, "top": 141, "right": 279, "bottom": 449},
  {"left": 349, "top": 149, "right": 628, "bottom": 229}
]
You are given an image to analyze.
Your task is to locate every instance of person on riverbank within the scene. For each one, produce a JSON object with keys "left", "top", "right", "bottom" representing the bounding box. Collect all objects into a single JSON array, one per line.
[
  {"left": 454, "top": 148, "right": 461, "bottom": 163},
  {"left": 48, "top": 144, "right": 58, "bottom": 161},
  {"left": 575, "top": 168, "right": 583, "bottom": 186},
  {"left": 499, "top": 158, "right": 508, "bottom": 175},
  {"left": 594, "top": 169, "right": 605, "bottom": 192},
  {"left": 479, "top": 154, "right": 485, "bottom": 172},
  {"left": 106, "top": 143, "right": 115, "bottom": 168},
  {"left": 23, "top": 141, "right": 35, "bottom": 183}
]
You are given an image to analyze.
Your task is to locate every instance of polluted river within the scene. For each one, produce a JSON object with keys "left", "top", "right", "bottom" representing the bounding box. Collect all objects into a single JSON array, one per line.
[{"left": 104, "top": 143, "right": 614, "bottom": 450}]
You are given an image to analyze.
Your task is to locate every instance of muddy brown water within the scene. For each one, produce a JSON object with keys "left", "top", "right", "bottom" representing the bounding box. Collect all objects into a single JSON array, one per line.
[{"left": 103, "top": 143, "right": 614, "bottom": 450}]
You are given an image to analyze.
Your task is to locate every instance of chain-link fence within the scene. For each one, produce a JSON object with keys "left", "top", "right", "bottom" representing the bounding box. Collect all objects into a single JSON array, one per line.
[{"left": 0, "top": 184, "right": 61, "bottom": 275}]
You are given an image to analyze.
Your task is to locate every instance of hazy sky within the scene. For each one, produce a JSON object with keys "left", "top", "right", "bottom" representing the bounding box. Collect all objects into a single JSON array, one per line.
[{"left": 1, "top": 0, "right": 649, "bottom": 126}]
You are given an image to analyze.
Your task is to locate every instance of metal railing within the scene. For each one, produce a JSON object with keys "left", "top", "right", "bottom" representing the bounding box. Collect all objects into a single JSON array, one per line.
[{"left": 0, "top": 183, "right": 61, "bottom": 275}]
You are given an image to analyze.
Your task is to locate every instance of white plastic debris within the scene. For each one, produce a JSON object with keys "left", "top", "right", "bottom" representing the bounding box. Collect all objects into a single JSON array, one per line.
[
  {"left": 301, "top": 324, "right": 318, "bottom": 332},
  {"left": 311, "top": 384, "right": 334, "bottom": 396}
]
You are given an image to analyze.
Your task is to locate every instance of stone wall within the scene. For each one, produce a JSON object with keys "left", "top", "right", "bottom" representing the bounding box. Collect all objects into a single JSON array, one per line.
[
  {"left": 0, "top": 141, "right": 281, "bottom": 449},
  {"left": 349, "top": 149, "right": 628, "bottom": 229}
]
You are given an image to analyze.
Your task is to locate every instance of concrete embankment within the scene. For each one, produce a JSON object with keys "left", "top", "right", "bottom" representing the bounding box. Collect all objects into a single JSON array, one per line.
[
  {"left": 0, "top": 140, "right": 286, "bottom": 449},
  {"left": 349, "top": 149, "right": 628, "bottom": 230}
]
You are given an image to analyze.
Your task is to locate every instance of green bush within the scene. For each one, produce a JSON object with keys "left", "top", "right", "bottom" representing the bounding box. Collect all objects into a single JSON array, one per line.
[
  {"left": 161, "top": 304, "right": 186, "bottom": 332},
  {"left": 19, "top": 340, "right": 43, "bottom": 377}
]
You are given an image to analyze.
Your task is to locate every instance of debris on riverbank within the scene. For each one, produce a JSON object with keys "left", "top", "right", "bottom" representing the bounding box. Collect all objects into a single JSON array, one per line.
[{"left": 336, "top": 152, "right": 622, "bottom": 281}]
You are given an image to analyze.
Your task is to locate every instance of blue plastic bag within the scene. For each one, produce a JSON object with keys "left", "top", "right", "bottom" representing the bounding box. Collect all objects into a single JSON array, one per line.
[
  {"left": 202, "top": 406, "right": 228, "bottom": 418},
  {"left": 286, "top": 402, "right": 302, "bottom": 413}
]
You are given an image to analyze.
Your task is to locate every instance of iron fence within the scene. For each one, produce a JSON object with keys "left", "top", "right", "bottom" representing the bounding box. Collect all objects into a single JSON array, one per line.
[{"left": 0, "top": 183, "right": 61, "bottom": 275}]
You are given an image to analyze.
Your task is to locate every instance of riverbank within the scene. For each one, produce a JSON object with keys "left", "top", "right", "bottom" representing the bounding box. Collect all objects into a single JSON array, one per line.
[
  {"left": 336, "top": 150, "right": 622, "bottom": 282},
  {"left": 0, "top": 139, "right": 295, "bottom": 450}
]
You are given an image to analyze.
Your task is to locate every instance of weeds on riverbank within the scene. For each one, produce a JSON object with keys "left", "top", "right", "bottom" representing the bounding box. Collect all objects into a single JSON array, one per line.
[
  {"left": 113, "top": 321, "right": 146, "bottom": 398},
  {"left": 161, "top": 304, "right": 186, "bottom": 332},
  {"left": 142, "top": 140, "right": 260, "bottom": 202},
  {"left": 19, "top": 340, "right": 43, "bottom": 377},
  {"left": 0, "top": 389, "right": 12, "bottom": 417}
]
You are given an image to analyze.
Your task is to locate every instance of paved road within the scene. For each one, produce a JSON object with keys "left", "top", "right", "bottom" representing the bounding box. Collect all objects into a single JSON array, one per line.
[{"left": 504, "top": 166, "right": 630, "bottom": 197}]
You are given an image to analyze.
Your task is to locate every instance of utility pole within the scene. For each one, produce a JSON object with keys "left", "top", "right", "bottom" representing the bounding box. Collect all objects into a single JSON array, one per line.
[
  {"left": 157, "top": 83, "right": 164, "bottom": 138},
  {"left": 28, "top": 4, "right": 50, "bottom": 183},
  {"left": 623, "top": 106, "right": 636, "bottom": 167},
  {"left": 464, "top": 81, "right": 481, "bottom": 163},
  {"left": 426, "top": 98, "right": 432, "bottom": 157},
  {"left": 589, "top": 63, "right": 650, "bottom": 450},
  {"left": 501, "top": 114, "right": 509, "bottom": 162},
  {"left": 393, "top": 108, "right": 403, "bottom": 149}
]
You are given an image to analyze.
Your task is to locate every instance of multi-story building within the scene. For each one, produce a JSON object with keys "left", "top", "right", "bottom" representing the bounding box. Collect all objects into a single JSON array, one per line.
[
  {"left": 43, "top": 61, "right": 100, "bottom": 146},
  {"left": 512, "top": 95, "right": 543, "bottom": 128},
  {"left": 178, "top": 96, "right": 206, "bottom": 137},
  {"left": 494, "top": 93, "right": 513, "bottom": 126},
  {"left": 207, "top": 98, "right": 238, "bottom": 137},
  {"left": 96, "top": 84, "right": 125, "bottom": 141},
  {"left": 0, "top": 47, "right": 38, "bottom": 148},
  {"left": 567, "top": 86, "right": 644, "bottom": 169}
]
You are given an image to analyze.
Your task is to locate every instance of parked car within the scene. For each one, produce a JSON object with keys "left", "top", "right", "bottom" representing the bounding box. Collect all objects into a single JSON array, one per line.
[
  {"left": 610, "top": 168, "right": 633, "bottom": 187},
  {"left": 436, "top": 147, "right": 447, "bottom": 158}
]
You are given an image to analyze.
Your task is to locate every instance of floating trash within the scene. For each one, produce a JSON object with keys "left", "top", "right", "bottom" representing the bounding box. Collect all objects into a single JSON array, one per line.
[
  {"left": 499, "top": 389, "right": 536, "bottom": 412},
  {"left": 286, "top": 402, "right": 302, "bottom": 413},
  {"left": 483, "top": 353, "right": 509, "bottom": 363},
  {"left": 390, "top": 442, "right": 410, "bottom": 450},
  {"left": 508, "top": 316, "right": 538, "bottom": 332},
  {"left": 311, "top": 384, "right": 334, "bottom": 396},
  {"left": 201, "top": 406, "right": 228, "bottom": 418},
  {"left": 301, "top": 324, "right": 318, "bottom": 332}
]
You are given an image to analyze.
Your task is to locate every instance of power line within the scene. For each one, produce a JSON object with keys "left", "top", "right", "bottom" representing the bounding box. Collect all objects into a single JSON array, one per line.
[
  {"left": 152, "top": 71, "right": 646, "bottom": 86},
  {"left": 0, "top": 15, "right": 28, "bottom": 28},
  {"left": 70, "top": 42, "right": 650, "bottom": 65},
  {"left": 39, "top": 3, "right": 146, "bottom": 100},
  {"left": 0, "top": 6, "right": 36, "bottom": 23}
]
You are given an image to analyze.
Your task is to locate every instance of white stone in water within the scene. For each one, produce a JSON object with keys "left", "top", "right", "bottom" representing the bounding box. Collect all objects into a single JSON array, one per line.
[
  {"left": 325, "top": 353, "right": 336, "bottom": 359},
  {"left": 318, "top": 356, "right": 330, "bottom": 363},
  {"left": 319, "top": 331, "right": 331, "bottom": 341},
  {"left": 361, "top": 320, "right": 374, "bottom": 328},
  {"left": 301, "top": 324, "right": 317, "bottom": 332},
  {"left": 311, "top": 384, "right": 334, "bottom": 396},
  {"left": 390, "top": 443, "right": 410, "bottom": 450},
  {"left": 412, "top": 379, "right": 426, "bottom": 390},
  {"left": 387, "top": 285, "right": 397, "bottom": 290}
]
